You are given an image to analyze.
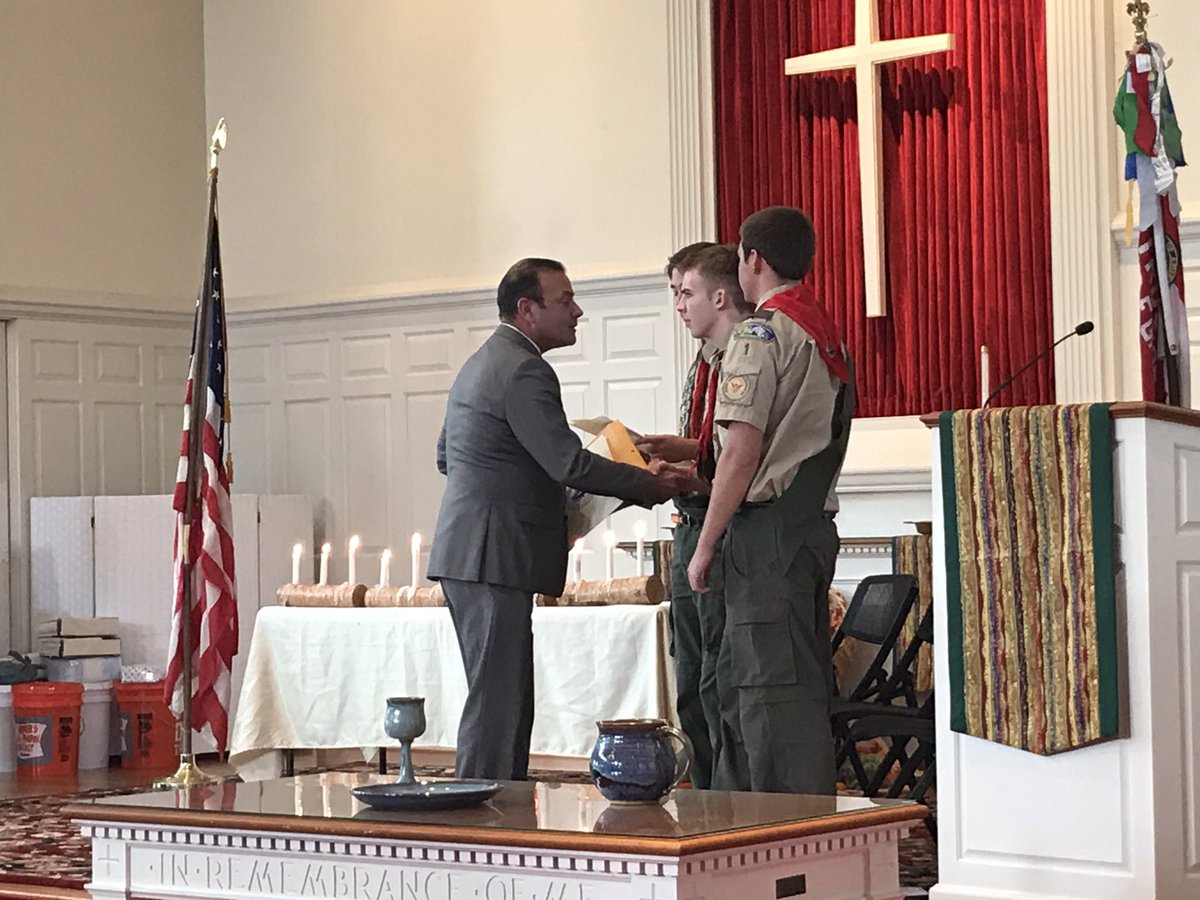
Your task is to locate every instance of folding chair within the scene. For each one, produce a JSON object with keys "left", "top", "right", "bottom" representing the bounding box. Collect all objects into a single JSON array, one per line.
[{"left": 829, "top": 576, "right": 923, "bottom": 791}]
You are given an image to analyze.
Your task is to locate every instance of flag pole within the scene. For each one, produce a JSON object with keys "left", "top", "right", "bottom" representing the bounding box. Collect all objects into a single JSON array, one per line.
[{"left": 155, "top": 120, "right": 228, "bottom": 789}]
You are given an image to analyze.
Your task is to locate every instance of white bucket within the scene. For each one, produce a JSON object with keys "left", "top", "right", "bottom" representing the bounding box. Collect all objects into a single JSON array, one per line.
[
  {"left": 0, "top": 686, "right": 13, "bottom": 774},
  {"left": 79, "top": 681, "right": 113, "bottom": 770}
]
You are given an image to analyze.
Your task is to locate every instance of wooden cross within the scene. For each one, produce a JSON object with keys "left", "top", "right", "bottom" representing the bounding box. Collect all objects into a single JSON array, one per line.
[{"left": 785, "top": 0, "right": 954, "bottom": 317}]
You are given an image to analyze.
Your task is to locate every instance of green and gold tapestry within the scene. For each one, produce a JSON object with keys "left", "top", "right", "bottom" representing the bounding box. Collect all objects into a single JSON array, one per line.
[
  {"left": 939, "top": 405, "right": 1119, "bottom": 754},
  {"left": 893, "top": 534, "right": 934, "bottom": 694}
]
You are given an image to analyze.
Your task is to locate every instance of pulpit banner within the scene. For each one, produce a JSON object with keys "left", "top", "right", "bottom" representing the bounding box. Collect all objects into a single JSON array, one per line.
[
  {"left": 939, "top": 405, "right": 1118, "bottom": 754},
  {"left": 892, "top": 534, "right": 934, "bottom": 693}
]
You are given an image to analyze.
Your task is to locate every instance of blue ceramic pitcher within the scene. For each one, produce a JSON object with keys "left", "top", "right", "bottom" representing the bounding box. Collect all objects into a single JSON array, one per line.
[{"left": 590, "top": 718, "right": 692, "bottom": 804}]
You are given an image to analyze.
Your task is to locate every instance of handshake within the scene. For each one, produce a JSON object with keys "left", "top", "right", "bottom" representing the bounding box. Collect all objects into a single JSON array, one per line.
[{"left": 639, "top": 434, "right": 707, "bottom": 503}]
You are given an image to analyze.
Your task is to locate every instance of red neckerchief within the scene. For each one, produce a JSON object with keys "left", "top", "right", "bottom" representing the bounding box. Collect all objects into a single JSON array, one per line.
[
  {"left": 761, "top": 284, "right": 851, "bottom": 383},
  {"left": 688, "top": 357, "right": 720, "bottom": 480}
]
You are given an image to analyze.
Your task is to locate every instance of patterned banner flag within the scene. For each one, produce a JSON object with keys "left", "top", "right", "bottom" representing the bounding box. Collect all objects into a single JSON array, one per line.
[
  {"left": 164, "top": 174, "right": 238, "bottom": 753},
  {"left": 1114, "top": 41, "right": 1190, "bottom": 406}
]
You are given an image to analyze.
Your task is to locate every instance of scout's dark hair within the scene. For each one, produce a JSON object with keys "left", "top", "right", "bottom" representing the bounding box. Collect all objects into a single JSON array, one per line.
[
  {"left": 497, "top": 258, "right": 566, "bottom": 320},
  {"left": 739, "top": 206, "right": 816, "bottom": 280},
  {"left": 664, "top": 241, "right": 718, "bottom": 277},
  {"left": 681, "top": 244, "right": 753, "bottom": 313}
]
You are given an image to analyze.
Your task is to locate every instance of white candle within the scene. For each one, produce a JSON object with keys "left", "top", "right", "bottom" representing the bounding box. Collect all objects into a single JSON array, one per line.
[
  {"left": 411, "top": 533, "right": 422, "bottom": 587},
  {"left": 347, "top": 534, "right": 361, "bottom": 585},
  {"left": 604, "top": 530, "right": 616, "bottom": 581},
  {"left": 379, "top": 548, "right": 392, "bottom": 587},
  {"left": 570, "top": 539, "right": 584, "bottom": 583},
  {"left": 291, "top": 542, "right": 303, "bottom": 584},
  {"left": 634, "top": 520, "right": 647, "bottom": 577},
  {"left": 318, "top": 542, "right": 331, "bottom": 585},
  {"left": 980, "top": 344, "right": 990, "bottom": 406}
]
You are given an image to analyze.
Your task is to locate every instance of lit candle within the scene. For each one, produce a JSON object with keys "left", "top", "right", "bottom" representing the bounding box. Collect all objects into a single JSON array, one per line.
[
  {"left": 318, "top": 542, "right": 331, "bottom": 586},
  {"left": 411, "top": 533, "right": 422, "bottom": 587},
  {"left": 634, "top": 520, "right": 647, "bottom": 577},
  {"left": 570, "top": 539, "right": 584, "bottom": 583},
  {"left": 379, "top": 548, "right": 392, "bottom": 587},
  {"left": 291, "top": 542, "right": 303, "bottom": 584},
  {"left": 347, "top": 534, "right": 361, "bottom": 585},
  {"left": 604, "top": 530, "right": 616, "bottom": 581},
  {"left": 980, "top": 344, "right": 990, "bottom": 406}
]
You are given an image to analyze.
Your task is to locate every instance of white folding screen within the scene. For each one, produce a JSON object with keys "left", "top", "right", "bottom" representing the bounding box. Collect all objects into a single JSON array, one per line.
[
  {"left": 29, "top": 492, "right": 311, "bottom": 752},
  {"left": 29, "top": 497, "right": 95, "bottom": 624}
]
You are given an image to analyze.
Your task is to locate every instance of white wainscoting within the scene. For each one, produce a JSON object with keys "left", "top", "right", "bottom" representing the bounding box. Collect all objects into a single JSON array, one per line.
[
  {"left": 225, "top": 274, "right": 682, "bottom": 586},
  {"left": 3, "top": 279, "right": 943, "bottom": 650},
  {"left": 7, "top": 315, "right": 191, "bottom": 650}
]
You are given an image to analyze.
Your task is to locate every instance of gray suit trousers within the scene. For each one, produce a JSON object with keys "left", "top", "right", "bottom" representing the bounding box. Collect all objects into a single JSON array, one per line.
[{"left": 442, "top": 578, "right": 535, "bottom": 781}]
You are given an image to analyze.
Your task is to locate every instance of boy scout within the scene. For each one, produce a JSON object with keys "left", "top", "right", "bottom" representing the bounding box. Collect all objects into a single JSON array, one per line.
[
  {"left": 638, "top": 243, "right": 752, "bottom": 788},
  {"left": 687, "top": 206, "right": 855, "bottom": 795}
]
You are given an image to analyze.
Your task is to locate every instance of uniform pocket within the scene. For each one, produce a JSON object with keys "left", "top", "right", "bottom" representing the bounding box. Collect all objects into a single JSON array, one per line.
[{"left": 727, "top": 601, "right": 797, "bottom": 687}]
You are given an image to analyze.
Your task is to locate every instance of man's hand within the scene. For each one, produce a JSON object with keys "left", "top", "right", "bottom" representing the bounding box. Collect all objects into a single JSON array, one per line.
[
  {"left": 688, "top": 540, "right": 715, "bottom": 593},
  {"left": 636, "top": 434, "right": 699, "bottom": 464},
  {"left": 646, "top": 460, "right": 706, "bottom": 502}
]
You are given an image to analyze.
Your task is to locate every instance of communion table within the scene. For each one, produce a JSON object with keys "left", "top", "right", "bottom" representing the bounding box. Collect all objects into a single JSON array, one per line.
[
  {"left": 67, "top": 773, "right": 925, "bottom": 900},
  {"left": 230, "top": 605, "right": 675, "bottom": 781}
]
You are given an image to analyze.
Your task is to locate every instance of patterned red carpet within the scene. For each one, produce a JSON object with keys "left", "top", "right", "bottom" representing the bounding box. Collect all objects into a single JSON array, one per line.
[{"left": 0, "top": 767, "right": 937, "bottom": 893}]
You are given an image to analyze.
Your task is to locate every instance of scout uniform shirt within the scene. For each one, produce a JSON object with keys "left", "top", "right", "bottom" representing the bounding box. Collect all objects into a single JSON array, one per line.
[{"left": 713, "top": 284, "right": 843, "bottom": 508}]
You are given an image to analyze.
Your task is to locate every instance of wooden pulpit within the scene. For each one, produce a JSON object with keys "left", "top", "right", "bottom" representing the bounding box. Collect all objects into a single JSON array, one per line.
[{"left": 925, "top": 402, "right": 1200, "bottom": 900}]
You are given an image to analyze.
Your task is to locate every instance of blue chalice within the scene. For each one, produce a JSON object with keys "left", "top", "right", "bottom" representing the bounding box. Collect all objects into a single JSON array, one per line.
[{"left": 384, "top": 697, "right": 426, "bottom": 785}]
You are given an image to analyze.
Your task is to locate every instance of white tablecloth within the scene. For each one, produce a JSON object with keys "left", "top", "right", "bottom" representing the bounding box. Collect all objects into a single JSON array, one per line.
[{"left": 229, "top": 604, "right": 675, "bottom": 780}]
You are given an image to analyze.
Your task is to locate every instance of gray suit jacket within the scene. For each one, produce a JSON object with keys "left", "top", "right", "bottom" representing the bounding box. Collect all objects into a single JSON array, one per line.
[{"left": 427, "top": 325, "right": 659, "bottom": 597}]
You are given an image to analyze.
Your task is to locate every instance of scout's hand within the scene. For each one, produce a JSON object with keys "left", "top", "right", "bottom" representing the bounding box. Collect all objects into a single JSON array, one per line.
[
  {"left": 636, "top": 434, "right": 699, "bottom": 464},
  {"left": 688, "top": 541, "right": 715, "bottom": 593}
]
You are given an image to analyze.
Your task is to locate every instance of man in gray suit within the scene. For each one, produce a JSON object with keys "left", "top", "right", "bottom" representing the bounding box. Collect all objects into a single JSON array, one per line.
[{"left": 428, "top": 258, "right": 685, "bottom": 781}]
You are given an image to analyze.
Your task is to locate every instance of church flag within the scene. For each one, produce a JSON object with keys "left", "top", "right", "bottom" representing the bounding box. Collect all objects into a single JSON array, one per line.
[
  {"left": 1114, "top": 41, "right": 1190, "bottom": 407},
  {"left": 164, "top": 169, "right": 239, "bottom": 754}
]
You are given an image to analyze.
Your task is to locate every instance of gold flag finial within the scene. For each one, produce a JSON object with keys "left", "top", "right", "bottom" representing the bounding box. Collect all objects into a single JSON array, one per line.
[
  {"left": 1127, "top": 1, "right": 1150, "bottom": 44},
  {"left": 209, "top": 118, "right": 228, "bottom": 175}
]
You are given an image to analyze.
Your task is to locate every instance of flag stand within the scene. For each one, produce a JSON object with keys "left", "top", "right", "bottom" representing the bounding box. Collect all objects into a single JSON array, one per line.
[{"left": 155, "top": 120, "right": 228, "bottom": 790}]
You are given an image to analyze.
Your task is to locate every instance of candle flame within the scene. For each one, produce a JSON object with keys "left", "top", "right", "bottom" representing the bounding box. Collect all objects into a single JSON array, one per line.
[
  {"left": 573, "top": 538, "right": 585, "bottom": 551},
  {"left": 411, "top": 532, "right": 422, "bottom": 549},
  {"left": 348, "top": 534, "right": 361, "bottom": 552},
  {"left": 321, "top": 542, "right": 331, "bottom": 554},
  {"left": 603, "top": 530, "right": 617, "bottom": 548},
  {"left": 292, "top": 542, "right": 303, "bottom": 557}
]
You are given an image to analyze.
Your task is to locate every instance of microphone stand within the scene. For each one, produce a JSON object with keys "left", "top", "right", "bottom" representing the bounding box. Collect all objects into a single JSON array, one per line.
[{"left": 983, "top": 328, "right": 1088, "bottom": 409}]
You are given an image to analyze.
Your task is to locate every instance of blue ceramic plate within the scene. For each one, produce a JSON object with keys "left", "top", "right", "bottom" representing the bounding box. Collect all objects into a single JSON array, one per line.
[{"left": 351, "top": 781, "right": 501, "bottom": 812}]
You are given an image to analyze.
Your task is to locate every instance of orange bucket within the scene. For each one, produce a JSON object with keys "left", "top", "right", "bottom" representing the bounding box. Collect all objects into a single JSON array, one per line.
[
  {"left": 115, "top": 681, "right": 179, "bottom": 770},
  {"left": 13, "top": 682, "right": 83, "bottom": 777}
]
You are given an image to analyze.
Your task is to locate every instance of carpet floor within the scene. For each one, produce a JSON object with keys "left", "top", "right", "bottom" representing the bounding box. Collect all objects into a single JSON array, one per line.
[{"left": 0, "top": 766, "right": 937, "bottom": 893}]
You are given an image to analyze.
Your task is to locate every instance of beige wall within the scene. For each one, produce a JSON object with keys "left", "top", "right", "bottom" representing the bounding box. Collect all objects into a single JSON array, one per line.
[
  {"left": 0, "top": 0, "right": 207, "bottom": 310},
  {"left": 202, "top": 0, "right": 673, "bottom": 308}
]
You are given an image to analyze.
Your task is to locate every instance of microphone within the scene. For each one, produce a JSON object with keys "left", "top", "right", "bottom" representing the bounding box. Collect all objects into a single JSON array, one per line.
[{"left": 983, "top": 321, "right": 1094, "bottom": 408}]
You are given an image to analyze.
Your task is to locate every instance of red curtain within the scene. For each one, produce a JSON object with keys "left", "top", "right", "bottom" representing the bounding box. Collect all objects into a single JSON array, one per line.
[{"left": 714, "top": 0, "right": 1054, "bottom": 417}]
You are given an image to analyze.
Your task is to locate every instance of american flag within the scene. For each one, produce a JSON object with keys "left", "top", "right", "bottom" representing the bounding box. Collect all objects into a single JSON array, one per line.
[{"left": 164, "top": 176, "right": 238, "bottom": 753}]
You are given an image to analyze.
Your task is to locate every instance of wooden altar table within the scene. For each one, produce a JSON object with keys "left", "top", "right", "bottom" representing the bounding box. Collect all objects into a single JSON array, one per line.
[
  {"left": 230, "top": 605, "right": 676, "bottom": 781},
  {"left": 68, "top": 773, "right": 925, "bottom": 899}
]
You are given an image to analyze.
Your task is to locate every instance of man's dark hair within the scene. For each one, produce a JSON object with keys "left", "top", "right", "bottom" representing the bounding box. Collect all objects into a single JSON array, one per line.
[
  {"left": 497, "top": 258, "right": 566, "bottom": 320},
  {"left": 682, "top": 244, "right": 751, "bottom": 312},
  {"left": 738, "top": 206, "right": 816, "bottom": 280},
  {"left": 664, "top": 241, "right": 718, "bottom": 277}
]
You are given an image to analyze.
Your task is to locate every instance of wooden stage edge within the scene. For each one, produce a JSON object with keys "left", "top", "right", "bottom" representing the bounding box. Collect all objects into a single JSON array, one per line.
[
  {"left": 64, "top": 800, "right": 925, "bottom": 858},
  {"left": 0, "top": 884, "right": 89, "bottom": 900}
]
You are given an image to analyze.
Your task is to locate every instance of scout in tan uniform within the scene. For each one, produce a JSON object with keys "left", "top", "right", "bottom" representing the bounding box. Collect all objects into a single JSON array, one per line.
[
  {"left": 688, "top": 206, "right": 854, "bottom": 795},
  {"left": 637, "top": 243, "right": 752, "bottom": 788}
]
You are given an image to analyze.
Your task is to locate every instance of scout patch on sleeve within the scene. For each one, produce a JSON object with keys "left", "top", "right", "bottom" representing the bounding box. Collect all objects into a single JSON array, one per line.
[
  {"left": 733, "top": 320, "right": 776, "bottom": 342},
  {"left": 719, "top": 372, "right": 757, "bottom": 405}
]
